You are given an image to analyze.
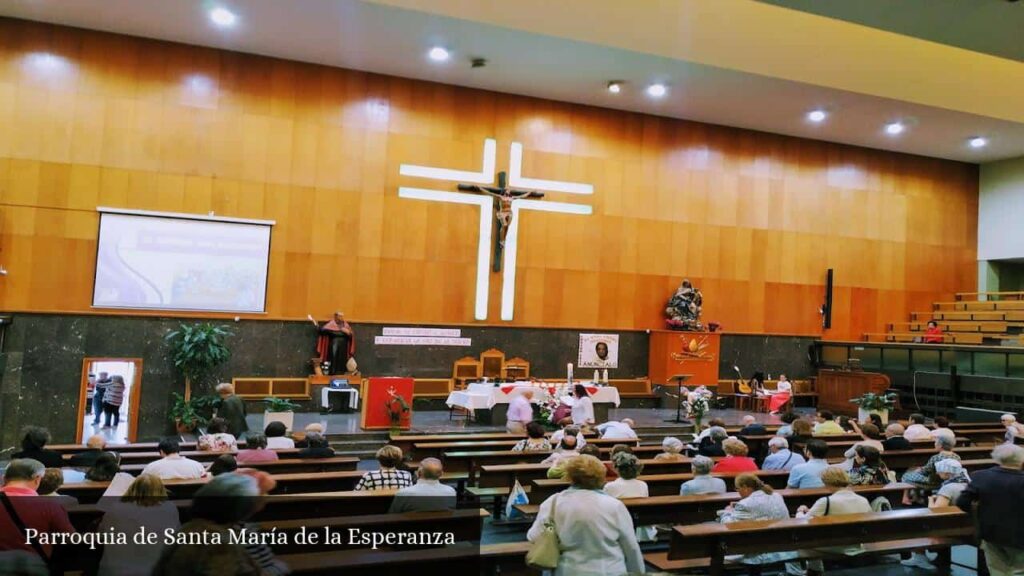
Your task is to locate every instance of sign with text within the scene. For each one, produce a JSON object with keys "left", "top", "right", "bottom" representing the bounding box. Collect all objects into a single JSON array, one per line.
[{"left": 578, "top": 333, "right": 619, "bottom": 369}]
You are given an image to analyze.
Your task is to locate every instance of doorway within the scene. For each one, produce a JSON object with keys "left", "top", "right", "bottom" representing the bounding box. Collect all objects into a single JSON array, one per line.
[{"left": 77, "top": 358, "right": 143, "bottom": 444}]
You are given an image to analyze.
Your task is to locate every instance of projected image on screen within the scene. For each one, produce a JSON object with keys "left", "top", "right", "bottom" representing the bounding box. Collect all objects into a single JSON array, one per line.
[{"left": 93, "top": 212, "right": 272, "bottom": 313}]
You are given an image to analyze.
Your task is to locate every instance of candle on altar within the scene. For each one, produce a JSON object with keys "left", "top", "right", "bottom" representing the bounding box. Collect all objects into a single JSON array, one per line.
[
  {"left": 594, "top": 370, "right": 599, "bottom": 382},
  {"left": 567, "top": 363, "right": 573, "bottom": 382},
  {"left": 602, "top": 369, "right": 608, "bottom": 383}
]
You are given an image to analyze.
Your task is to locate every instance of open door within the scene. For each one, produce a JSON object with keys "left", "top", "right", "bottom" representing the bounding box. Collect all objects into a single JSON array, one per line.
[{"left": 76, "top": 358, "right": 143, "bottom": 444}]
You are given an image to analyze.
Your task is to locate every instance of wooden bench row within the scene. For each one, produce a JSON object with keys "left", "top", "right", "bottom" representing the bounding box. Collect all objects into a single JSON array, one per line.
[{"left": 116, "top": 456, "right": 359, "bottom": 476}]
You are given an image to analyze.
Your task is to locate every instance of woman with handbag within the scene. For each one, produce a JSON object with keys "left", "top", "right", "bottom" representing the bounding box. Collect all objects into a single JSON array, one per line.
[{"left": 526, "top": 455, "right": 644, "bottom": 575}]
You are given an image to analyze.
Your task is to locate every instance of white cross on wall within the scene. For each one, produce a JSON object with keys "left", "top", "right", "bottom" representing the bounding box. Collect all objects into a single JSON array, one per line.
[{"left": 398, "top": 139, "right": 594, "bottom": 321}]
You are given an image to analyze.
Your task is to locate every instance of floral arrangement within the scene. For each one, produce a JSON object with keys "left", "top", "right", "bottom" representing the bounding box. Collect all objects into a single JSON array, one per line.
[
  {"left": 385, "top": 386, "right": 411, "bottom": 428},
  {"left": 682, "top": 394, "right": 711, "bottom": 428},
  {"left": 850, "top": 392, "right": 899, "bottom": 412}
]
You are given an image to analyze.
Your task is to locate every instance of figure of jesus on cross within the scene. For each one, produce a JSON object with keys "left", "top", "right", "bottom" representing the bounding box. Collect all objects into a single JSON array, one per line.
[{"left": 458, "top": 171, "right": 544, "bottom": 272}]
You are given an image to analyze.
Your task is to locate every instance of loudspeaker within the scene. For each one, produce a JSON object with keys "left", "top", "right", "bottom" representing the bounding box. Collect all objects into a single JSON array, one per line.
[{"left": 822, "top": 268, "right": 834, "bottom": 329}]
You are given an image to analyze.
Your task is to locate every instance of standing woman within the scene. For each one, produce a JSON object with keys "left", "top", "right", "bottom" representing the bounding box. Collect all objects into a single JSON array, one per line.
[
  {"left": 571, "top": 384, "right": 595, "bottom": 428},
  {"left": 526, "top": 455, "right": 643, "bottom": 575},
  {"left": 103, "top": 375, "right": 126, "bottom": 429}
]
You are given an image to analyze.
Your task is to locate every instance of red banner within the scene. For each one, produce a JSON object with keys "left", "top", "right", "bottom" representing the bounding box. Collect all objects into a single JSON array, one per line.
[{"left": 360, "top": 377, "right": 414, "bottom": 430}]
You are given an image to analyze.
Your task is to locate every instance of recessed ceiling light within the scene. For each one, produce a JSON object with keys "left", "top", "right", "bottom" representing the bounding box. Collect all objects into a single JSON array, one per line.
[
  {"left": 646, "top": 83, "right": 667, "bottom": 98},
  {"left": 428, "top": 47, "right": 450, "bottom": 62},
  {"left": 885, "top": 121, "right": 905, "bottom": 135},
  {"left": 607, "top": 81, "right": 623, "bottom": 94},
  {"left": 209, "top": 7, "right": 237, "bottom": 27},
  {"left": 807, "top": 109, "right": 828, "bottom": 123},
  {"left": 969, "top": 137, "right": 988, "bottom": 148}
]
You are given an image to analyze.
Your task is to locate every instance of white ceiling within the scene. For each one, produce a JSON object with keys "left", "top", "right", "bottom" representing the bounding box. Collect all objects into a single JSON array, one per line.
[{"left": 1, "top": 0, "right": 1022, "bottom": 163}]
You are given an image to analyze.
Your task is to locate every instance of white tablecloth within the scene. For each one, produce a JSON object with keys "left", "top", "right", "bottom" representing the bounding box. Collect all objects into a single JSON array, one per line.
[
  {"left": 321, "top": 387, "right": 359, "bottom": 411},
  {"left": 445, "top": 382, "right": 620, "bottom": 412}
]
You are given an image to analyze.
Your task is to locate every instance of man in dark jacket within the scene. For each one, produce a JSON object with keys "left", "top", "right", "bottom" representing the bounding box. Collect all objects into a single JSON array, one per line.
[
  {"left": 956, "top": 443, "right": 1024, "bottom": 575},
  {"left": 215, "top": 383, "right": 249, "bottom": 439}
]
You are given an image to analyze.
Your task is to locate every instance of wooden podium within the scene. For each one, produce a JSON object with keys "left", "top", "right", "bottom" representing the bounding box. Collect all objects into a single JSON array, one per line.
[
  {"left": 816, "top": 369, "right": 890, "bottom": 416},
  {"left": 649, "top": 331, "right": 721, "bottom": 385}
]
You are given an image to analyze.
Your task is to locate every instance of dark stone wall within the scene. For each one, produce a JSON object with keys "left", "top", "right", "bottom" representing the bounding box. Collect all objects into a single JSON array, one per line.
[
  {"left": 0, "top": 312, "right": 817, "bottom": 445},
  {"left": 718, "top": 334, "right": 817, "bottom": 381}
]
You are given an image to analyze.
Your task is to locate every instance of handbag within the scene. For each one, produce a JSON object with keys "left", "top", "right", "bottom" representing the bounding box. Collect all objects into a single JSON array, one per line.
[{"left": 526, "top": 493, "right": 561, "bottom": 569}]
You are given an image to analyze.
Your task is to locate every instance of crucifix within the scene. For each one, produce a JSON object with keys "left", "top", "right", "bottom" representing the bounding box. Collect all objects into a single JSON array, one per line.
[{"left": 458, "top": 171, "right": 544, "bottom": 272}]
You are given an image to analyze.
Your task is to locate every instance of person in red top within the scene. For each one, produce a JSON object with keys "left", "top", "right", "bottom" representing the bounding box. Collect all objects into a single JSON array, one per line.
[
  {"left": 712, "top": 438, "right": 759, "bottom": 473},
  {"left": 0, "top": 459, "right": 77, "bottom": 560},
  {"left": 923, "top": 320, "right": 944, "bottom": 343}
]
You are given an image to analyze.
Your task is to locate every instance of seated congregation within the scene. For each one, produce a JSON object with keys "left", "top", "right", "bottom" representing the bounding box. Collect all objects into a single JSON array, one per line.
[{"left": 2, "top": 406, "right": 1023, "bottom": 575}]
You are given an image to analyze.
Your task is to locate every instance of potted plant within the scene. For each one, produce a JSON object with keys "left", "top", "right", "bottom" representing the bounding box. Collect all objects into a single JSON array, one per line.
[
  {"left": 169, "top": 393, "right": 217, "bottom": 434},
  {"left": 263, "top": 397, "right": 301, "bottom": 432},
  {"left": 850, "top": 392, "right": 899, "bottom": 424},
  {"left": 165, "top": 323, "right": 233, "bottom": 400}
]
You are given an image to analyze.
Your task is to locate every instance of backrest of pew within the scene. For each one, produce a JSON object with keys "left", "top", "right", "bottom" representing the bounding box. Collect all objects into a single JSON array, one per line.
[
  {"left": 668, "top": 507, "right": 972, "bottom": 562},
  {"left": 477, "top": 458, "right": 695, "bottom": 489},
  {"left": 116, "top": 456, "right": 359, "bottom": 476},
  {"left": 531, "top": 469, "right": 791, "bottom": 502}
]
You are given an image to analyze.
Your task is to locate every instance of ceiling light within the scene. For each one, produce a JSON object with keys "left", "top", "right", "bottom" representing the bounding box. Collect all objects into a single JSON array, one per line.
[
  {"left": 969, "top": 137, "right": 988, "bottom": 149},
  {"left": 209, "top": 7, "right": 237, "bottom": 27},
  {"left": 428, "top": 47, "right": 450, "bottom": 62},
  {"left": 807, "top": 109, "right": 828, "bottom": 123},
  {"left": 607, "top": 81, "right": 622, "bottom": 94},
  {"left": 884, "top": 122, "right": 905, "bottom": 135},
  {"left": 646, "top": 83, "right": 667, "bottom": 98}
]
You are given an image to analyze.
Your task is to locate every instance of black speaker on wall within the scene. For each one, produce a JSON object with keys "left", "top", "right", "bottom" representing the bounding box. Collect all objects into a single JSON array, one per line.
[{"left": 821, "top": 269, "right": 834, "bottom": 329}]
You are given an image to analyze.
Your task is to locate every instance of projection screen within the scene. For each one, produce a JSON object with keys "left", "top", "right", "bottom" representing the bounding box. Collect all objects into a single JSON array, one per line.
[{"left": 92, "top": 209, "right": 274, "bottom": 313}]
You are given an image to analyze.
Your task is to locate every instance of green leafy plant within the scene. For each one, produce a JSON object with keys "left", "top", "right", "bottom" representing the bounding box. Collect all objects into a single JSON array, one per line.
[
  {"left": 850, "top": 392, "right": 899, "bottom": 412},
  {"left": 165, "top": 323, "right": 233, "bottom": 398},
  {"left": 169, "top": 393, "right": 218, "bottom": 431},
  {"left": 263, "top": 397, "right": 301, "bottom": 412}
]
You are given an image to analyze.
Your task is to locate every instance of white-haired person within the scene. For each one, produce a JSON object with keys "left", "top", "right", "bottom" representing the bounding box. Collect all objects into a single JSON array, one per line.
[
  {"left": 902, "top": 434, "right": 959, "bottom": 504},
  {"left": 550, "top": 423, "right": 586, "bottom": 449},
  {"left": 214, "top": 382, "right": 249, "bottom": 439},
  {"left": 389, "top": 458, "right": 457, "bottom": 513},
  {"left": 680, "top": 455, "right": 727, "bottom": 495},
  {"left": 738, "top": 415, "right": 767, "bottom": 436},
  {"left": 902, "top": 459, "right": 974, "bottom": 571},
  {"left": 762, "top": 437, "right": 805, "bottom": 471},
  {"left": 527, "top": 455, "right": 644, "bottom": 575},
  {"left": 1002, "top": 413, "right": 1024, "bottom": 444},
  {"left": 596, "top": 418, "right": 637, "bottom": 441},
  {"left": 506, "top": 389, "right": 535, "bottom": 435},
  {"left": 654, "top": 437, "right": 686, "bottom": 461},
  {"left": 957, "top": 444, "right": 1024, "bottom": 576}
]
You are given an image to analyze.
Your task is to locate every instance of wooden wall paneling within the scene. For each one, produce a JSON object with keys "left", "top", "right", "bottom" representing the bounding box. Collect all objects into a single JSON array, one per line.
[{"left": 0, "top": 18, "right": 979, "bottom": 337}]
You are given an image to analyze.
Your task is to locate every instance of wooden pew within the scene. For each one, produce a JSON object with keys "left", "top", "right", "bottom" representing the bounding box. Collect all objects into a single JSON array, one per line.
[
  {"left": 478, "top": 458, "right": 695, "bottom": 490},
  {"left": 67, "top": 491, "right": 405, "bottom": 531},
  {"left": 443, "top": 444, "right": 647, "bottom": 483},
  {"left": 389, "top": 432, "right": 594, "bottom": 455},
  {"left": 64, "top": 449, "right": 303, "bottom": 465},
  {"left": 651, "top": 507, "right": 973, "bottom": 576},
  {"left": 280, "top": 544, "right": 485, "bottom": 575},
  {"left": 531, "top": 470, "right": 791, "bottom": 502},
  {"left": 516, "top": 483, "right": 914, "bottom": 526},
  {"left": 413, "top": 437, "right": 630, "bottom": 460},
  {"left": 116, "top": 456, "right": 359, "bottom": 475},
  {"left": 262, "top": 509, "right": 488, "bottom": 554},
  {"left": 880, "top": 446, "right": 994, "bottom": 472}
]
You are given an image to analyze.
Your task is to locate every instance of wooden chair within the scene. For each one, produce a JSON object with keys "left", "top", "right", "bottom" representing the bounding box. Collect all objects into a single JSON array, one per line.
[
  {"left": 479, "top": 348, "right": 506, "bottom": 380},
  {"left": 502, "top": 357, "right": 530, "bottom": 380},
  {"left": 451, "top": 357, "right": 481, "bottom": 390}
]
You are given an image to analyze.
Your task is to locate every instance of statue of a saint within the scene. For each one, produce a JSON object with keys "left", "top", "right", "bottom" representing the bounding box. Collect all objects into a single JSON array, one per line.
[{"left": 665, "top": 279, "right": 703, "bottom": 331}]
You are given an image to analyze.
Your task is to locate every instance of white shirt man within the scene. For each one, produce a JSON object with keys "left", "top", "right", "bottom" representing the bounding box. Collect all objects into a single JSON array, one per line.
[
  {"left": 597, "top": 418, "right": 638, "bottom": 441},
  {"left": 388, "top": 458, "right": 457, "bottom": 513},
  {"left": 141, "top": 440, "right": 206, "bottom": 480},
  {"left": 506, "top": 390, "right": 535, "bottom": 435}
]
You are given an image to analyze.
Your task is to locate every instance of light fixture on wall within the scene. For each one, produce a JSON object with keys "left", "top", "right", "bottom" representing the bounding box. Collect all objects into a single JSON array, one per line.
[
  {"left": 807, "top": 109, "right": 828, "bottom": 123},
  {"left": 428, "top": 47, "right": 450, "bottom": 62},
  {"left": 607, "top": 81, "right": 623, "bottom": 94},
  {"left": 968, "top": 136, "right": 988, "bottom": 148},
  {"left": 0, "top": 266, "right": 7, "bottom": 276},
  {"left": 209, "top": 7, "right": 237, "bottom": 28},
  {"left": 885, "top": 121, "right": 906, "bottom": 135},
  {"left": 646, "top": 83, "right": 667, "bottom": 98}
]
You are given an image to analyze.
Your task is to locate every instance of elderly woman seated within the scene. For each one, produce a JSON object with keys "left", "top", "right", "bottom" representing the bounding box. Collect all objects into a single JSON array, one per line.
[
  {"left": 680, "top": 455, "right": 727, "bottom": 495},
  {"left": 712, "top": 438, "right": 758, "bottom": 473},
  {"left": 355, "top": 445, "right": 414, "bottom": 491},
  {"left": 901, "top": 435, "right": 959, "bottom": 504},
  {"left": 604, "top": 452, "right": 657, "bottom": 542},
  {"left": 512, "top": 421, "right": 553, "bottom": 452},
  {"left": 718, "top": 473, "right": 794, "bottom": 567},
  {"left": 527, "top": 455, "right": 644, "bottom": 575},
  {"left": 654, "top": 437, "right": 686, "bottom": 461},
  {"left": 787, "top": 466, "right": 874, "bottom": 575}
]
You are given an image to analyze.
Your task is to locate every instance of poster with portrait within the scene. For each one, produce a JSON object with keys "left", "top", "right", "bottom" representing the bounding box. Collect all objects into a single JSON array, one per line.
[{"left": 578, "top": 334, "right": 619, "bottom": 369}]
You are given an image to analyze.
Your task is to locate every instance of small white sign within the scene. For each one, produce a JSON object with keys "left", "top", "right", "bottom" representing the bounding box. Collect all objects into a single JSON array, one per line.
[
  {"left": 374, "top": 336, "right": 472, "bottom": 346},
  {"left": 381, "top": 327, "right": 462, "bottom": 337}
]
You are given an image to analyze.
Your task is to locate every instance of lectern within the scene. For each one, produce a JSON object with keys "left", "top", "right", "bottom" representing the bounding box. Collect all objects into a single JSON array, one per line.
[{"left": 664, "top": 374, "right": 693, "bottom": 424}]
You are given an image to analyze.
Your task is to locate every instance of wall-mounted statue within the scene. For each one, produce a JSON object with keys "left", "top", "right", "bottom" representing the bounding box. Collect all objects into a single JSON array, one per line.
[{"left": 665, "top": 279, "right": 703, "bottom": 331}]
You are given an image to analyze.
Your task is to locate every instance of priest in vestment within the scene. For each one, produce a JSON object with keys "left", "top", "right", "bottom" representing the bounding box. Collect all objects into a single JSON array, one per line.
[{"left": 312, "top": 311, "right": 355, "bottom": 375}]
